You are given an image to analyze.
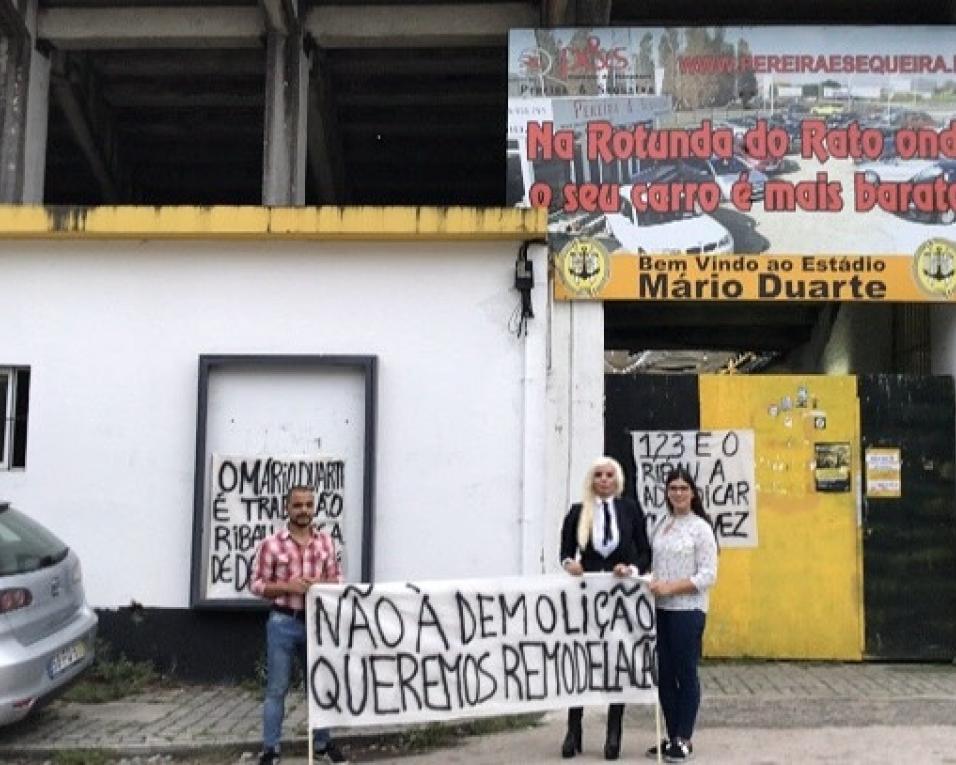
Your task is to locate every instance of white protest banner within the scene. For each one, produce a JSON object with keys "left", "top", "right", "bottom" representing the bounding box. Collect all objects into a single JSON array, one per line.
[
  {"left": 632, "top": 429, "right": 757, "bottom": 548},
  {"left": 306, "top": 574, "right": 657, "bottom": 727},
  {"left": 204, "top": 454, "right": 345, "bottom": 601}
]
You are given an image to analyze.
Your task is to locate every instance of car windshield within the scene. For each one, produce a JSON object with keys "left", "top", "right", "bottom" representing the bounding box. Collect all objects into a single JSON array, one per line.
[
  {"left": 0, "top": 506, "right": 69, "bottom": 576},
  {"left": 682, "top": 159, "right": 711, "bottom": 175}
]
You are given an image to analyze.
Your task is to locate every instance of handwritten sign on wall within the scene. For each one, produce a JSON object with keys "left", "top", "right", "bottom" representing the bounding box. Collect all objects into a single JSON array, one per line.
[
  {"left": 632, "top": 429, "right": 757, "bottom": 548},
  {"left": 306, "top": 574, "right": 657, "bottom": 727},
  {"left": 205, "top": 454, "right": 346, "bottom": 601}
]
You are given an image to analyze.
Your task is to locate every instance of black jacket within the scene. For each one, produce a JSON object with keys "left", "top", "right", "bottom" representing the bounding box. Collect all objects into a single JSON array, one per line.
[{"left": 559, "top": 496, "right": 652, "bottom": 574}]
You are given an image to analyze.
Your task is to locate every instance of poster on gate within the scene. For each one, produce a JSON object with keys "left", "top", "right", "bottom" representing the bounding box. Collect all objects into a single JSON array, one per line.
[
  {"left": 305, "top": 574, "right": 658, "bottom": 728},
  {"left": 508, "top": 27, "right": 956, "bottom": 301},
  {"left": 632, "top": 429, "right": 757, "bottom": 547}
]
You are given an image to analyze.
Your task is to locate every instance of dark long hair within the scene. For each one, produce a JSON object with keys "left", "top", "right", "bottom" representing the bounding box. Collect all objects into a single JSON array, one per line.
[{"left": 664, "top": 467, "right": 718, "bottom": 544}]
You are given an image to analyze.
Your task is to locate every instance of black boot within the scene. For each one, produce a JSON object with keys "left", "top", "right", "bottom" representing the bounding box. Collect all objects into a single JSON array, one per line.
[
  {"left": 562, "top": 708, "right": 583, "bottom": 758},
  {"left": 604, "top": 704, "right": 624, "bottom": 760}
]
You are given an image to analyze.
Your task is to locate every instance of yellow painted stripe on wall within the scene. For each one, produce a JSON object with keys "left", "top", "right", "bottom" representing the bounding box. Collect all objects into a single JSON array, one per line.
[
  {"left": 0, "top": 206, "right": 546, "bottom": 240},
  {"left": 699, "top": 374, "right": 864, "bottom": 660}
]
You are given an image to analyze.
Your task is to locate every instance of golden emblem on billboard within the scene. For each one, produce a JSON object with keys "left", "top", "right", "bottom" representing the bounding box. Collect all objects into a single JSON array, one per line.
[
  {"left": 914, "top": 238, "right": 956, "bottom": 298},
  {"left": 556, "top": 237, "right": 610, "bottom": 297}
]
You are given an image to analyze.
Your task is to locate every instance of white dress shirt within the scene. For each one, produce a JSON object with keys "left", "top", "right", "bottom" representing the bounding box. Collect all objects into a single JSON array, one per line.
[{"left": 591, "top": 497, "right": 620, "bottom": 558}]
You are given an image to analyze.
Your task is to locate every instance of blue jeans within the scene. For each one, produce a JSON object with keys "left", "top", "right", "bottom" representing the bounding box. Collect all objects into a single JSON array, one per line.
[
  {"left": 262, "top": 610, "right": 330, "bottom": 751},
  {"left": 656, "top": 608, "right": 706, "bottom": 742}
]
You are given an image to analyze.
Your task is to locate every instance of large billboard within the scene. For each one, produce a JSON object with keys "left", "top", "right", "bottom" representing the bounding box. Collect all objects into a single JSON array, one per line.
[{"left": 507, "top": 27, "right": 956, "bottom": 301}]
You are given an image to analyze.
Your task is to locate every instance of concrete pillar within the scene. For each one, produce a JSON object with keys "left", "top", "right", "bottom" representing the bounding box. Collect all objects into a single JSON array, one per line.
[
  {"left": 0, "top": 34, "right": 30, "bottom": 201},
  {"left": 0, "top": 0, "right": 49, "bottom": 203},
  {"left": 21, "top": 43, "right": 49, "bottom": 203},
  {"left": 544, "top": 291, "right": 605, "bottom": 573},
  {"left": 262, "top": 29, "right": 308, "bottom": 205},
  {"left": 519, "top": 242, "right": 550, "bottom": 575}
]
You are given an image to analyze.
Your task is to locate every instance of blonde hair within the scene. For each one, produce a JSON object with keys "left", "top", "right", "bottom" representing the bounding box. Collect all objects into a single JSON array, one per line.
[{"left": 577, "top": 456, "right": 625, "bottom": 550}]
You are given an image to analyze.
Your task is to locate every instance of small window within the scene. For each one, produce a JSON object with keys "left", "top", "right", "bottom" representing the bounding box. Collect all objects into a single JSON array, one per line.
[{"left": 0, "top": 367, "right": 30, "bottom": 470}]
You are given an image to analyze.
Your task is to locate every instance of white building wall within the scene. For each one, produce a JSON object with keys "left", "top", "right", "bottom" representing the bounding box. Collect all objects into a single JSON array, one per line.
[{"left": 0, "top": 238, "right": 551, "bottom": 608}]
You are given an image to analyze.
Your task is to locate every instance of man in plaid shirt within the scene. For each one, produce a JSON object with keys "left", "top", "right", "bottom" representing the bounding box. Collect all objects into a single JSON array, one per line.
[{"left": 250, "top": 484, "right": 347, "bottom": 764}]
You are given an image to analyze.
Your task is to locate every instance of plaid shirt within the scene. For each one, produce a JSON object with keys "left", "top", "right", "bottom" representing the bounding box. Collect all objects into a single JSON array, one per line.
[{"left": 250, "top": 527, "right": 342, "bottom": 611}]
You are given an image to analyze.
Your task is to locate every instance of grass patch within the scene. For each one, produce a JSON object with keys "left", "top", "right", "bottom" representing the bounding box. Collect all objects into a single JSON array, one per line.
[
  {"left": 61, "top": 640, "right": 160, "bottom": 703},
  {"left": 237, "top": 652, "right": 266, "bottom": 695},
  {"left": 238, "top": 650, "right": 304, "bottom": 695},
  {"left": 285, "top": 713, "right": 543, "bottom": 760},
  {"left": 50, "top": 750, "right": 113, "bottom": 765}
]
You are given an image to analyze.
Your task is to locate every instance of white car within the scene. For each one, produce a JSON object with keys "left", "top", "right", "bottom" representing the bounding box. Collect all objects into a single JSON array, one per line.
[
  {"left": 684, "top": 156, "right": 767, "bottom": 201},
  {"left": 857, "top": 159, "right": 956, "bottom": 225},
  {"left": 0, "top": 501, "right": 97, "bottom": 725},
  {"left": 606, "top": 188, "right": 734, "bottom": 255},
  {"left": 713, "top": 118, "right": 752, "bottom": 140},
  {"left": 857, "top": 157, "right": 938, "bottom": 185}
]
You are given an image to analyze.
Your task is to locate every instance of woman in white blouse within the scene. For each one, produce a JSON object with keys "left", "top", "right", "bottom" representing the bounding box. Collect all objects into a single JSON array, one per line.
[{"left": 646, "top": 468, "right": 718, "bottom": 763}]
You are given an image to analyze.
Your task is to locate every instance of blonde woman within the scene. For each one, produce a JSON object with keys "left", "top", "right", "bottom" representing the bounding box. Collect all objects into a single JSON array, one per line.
[{"left": 559, "top": 456, "right": 652, "bottom": 761}]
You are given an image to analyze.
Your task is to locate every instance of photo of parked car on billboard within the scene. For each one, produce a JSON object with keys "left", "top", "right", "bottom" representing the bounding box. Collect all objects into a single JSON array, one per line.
[{"left": 508, "top": 26, "right": 956, "bottom": 258}]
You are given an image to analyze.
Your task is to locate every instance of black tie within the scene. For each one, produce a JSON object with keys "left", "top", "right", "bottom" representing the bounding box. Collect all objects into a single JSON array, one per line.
[{"left": 602, "top": 500, "right": 612, "bottom": 545}]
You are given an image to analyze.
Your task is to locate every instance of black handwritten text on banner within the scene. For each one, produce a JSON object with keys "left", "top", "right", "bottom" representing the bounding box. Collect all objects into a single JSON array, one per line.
[
  {"left": 306, "top": 575, "right": 657, "bottom": 727},
  {"left": 205, "top": 453, "right": 346, "bottom": 601},
  {"left": 632, "top": 430, "right": 757, "bottom": 548}
]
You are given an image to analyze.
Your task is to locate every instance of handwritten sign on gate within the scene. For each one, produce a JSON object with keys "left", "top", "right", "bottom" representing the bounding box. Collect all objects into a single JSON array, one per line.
[
  {"left": 306, "top": 574, "right": 657, "bottom": 727},
  {"left": 632, "top": 429, "right": 757, "bottom": 548},
  {"left": 204, "top": 454, "right": 346, "bottom": 601}
]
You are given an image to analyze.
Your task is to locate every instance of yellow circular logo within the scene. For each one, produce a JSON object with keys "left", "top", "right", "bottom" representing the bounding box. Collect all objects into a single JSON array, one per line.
[
  {"left": 556, "top": 238, "right": 610, "bottom": 297},
  {"left": 914, "top": 238, "right": 956, "bottom": 298}
]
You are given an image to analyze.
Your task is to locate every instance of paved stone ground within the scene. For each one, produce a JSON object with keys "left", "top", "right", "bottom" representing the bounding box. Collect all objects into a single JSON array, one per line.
[
  {"left": 1, "top": 661, "right": 955, "bottom": 762},
  {"left": 341, "top": 721, "right": 956, "bottom": 765},
  {"left": 0, "top": 686, "right": 286, "bottom": 755}
]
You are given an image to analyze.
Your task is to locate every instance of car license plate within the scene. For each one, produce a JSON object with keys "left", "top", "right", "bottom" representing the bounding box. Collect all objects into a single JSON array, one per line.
[{"left": 48, "top": 640, "right": 87, "bottom": 678}]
